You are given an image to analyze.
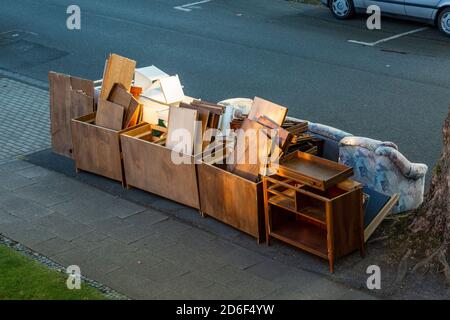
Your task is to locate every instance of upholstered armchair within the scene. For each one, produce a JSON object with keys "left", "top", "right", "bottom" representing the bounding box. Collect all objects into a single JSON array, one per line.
[{"left": 339, "top": 136, "right": 428, "bottom": 213}]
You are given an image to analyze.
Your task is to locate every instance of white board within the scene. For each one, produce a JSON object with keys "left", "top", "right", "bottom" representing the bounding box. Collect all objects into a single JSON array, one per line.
[{"left": 166, "top": 106, "right": 197, "bottom": 155}]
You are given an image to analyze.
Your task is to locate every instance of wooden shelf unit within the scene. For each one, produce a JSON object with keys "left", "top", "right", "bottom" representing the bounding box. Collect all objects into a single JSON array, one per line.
[{"left": 263, "top": 174, "right": 365, "bottom": 273}]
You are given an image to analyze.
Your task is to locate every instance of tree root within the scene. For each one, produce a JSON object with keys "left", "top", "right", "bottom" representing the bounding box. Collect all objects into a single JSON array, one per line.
[
  {"left": 367, "top": 235, "right": 389, "bottom": 244},
  {"left": 385, "top": 213, "right": 412, "bottom": 221},
  {"left": 411, "top": 245, "right": 443, "bottom": 274},
  {"left": 437, "top": 250, "right": 450, "bottom": 285}
]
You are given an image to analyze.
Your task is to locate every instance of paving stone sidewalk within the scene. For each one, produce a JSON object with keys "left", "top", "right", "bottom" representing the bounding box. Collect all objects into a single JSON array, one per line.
[
  {"left": 0, "top": 78, "right": 50, "bottom": 164},
  {"left": 0, "top": 159, "right": 377, "bottom": 299}
]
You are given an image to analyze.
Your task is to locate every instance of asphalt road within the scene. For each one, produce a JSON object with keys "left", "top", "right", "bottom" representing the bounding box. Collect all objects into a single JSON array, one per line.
[{"left": 1, "top": 0, "right": 450, "bottom": 174}]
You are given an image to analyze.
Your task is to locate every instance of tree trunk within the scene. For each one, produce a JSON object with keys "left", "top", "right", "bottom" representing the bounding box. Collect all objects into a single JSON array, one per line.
[
  {"left": 409, "top": 108, "right": 450, "bottom": 242},
  {"left": 407, "top": 107, "right": 450, "bottom": 281}
]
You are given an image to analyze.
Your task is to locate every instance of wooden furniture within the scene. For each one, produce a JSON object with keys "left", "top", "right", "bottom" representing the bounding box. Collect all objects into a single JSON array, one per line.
[
  {"left": 71, "top": 113, "right": 144, "bottom": 185},
  {"left": 278, "top": 151, "right": 354, "bottom": 191},
  {"left": 197, "top": 148, "right": 265, "bottom": 242},
  {"left": 263, "top": 174, "right": 364, "bottom": 273},
  {"left": 49, "top": 72, "right": 94, "bottom": 158},
  {"left": 120, "top": 124, "right": 201, "bottom": 209}
]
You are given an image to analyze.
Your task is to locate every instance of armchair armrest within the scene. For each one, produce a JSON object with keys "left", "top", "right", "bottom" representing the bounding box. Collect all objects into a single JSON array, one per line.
[{"left": 375, "top": 146, "right": 428, "bottom": 180}]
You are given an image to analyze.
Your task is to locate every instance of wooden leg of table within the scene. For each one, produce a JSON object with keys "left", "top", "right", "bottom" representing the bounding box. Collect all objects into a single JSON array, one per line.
[
  {"left": 329, "top": 258, "right": 335, "bottom": 274},
  {"left": 75, "top": 168, "right": 80, "bottom": 174},
  {"left": 200, "top": 211, "right": 206, "bottom": 218}
]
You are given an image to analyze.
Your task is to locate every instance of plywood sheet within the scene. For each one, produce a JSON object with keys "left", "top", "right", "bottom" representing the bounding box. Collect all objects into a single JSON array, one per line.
[
  {"left": 100, "top": 53, "right": 136, "bottom": 101},
  {"left": 124, "top": 97, "right": 140, "bottom": 128},
  {"left": 95, "top": 99, "right": 124, "bottom": 131},
  {"left": 248, "top": 97, "right": 287, "bottom": 126},
  {"left": 109, "top": 83, "right": 132, "bottom": 107},
  {"left": 227, "top": 118, "right": 273, "bottom": 182},
  {"left": 48, "top": 71, "right": 94, "bottom": 158},
  {"left": 166, "top": 106, "right": 197, "bottom": 155}
]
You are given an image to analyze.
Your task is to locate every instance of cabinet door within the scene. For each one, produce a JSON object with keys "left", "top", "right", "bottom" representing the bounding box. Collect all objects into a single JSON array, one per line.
[
  {"left": 364, "top": 0, "right": 406, "bottom": 15},
  {"left": 405, "top": 0, "right": 439, "bottom": 19}
]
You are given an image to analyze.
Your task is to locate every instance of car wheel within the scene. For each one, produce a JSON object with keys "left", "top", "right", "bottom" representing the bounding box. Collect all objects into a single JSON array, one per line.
[
  {"left": 438, "top": 8, "right": 450, "bottom": 37},
  {"left": 330, "top": 0, "right": 355, "bottom": 20}
]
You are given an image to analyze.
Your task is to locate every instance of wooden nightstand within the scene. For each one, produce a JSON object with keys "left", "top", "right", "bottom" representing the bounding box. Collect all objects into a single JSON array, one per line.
[{"left": 263, "top": 173, "right": 365, "bottom": 273}]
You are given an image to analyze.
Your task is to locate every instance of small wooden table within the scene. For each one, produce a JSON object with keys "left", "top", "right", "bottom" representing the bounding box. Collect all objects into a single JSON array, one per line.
[{"left": 263, "top": 174, "right": 365, "bottom": 273}]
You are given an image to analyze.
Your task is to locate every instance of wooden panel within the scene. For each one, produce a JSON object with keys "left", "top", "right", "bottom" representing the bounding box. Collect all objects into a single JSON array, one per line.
[
  {"left": 124, "top": 98, "right": 140, "bottom": 128},
  {"left": 227, "top": 119, "right": 273, "bottom": 182},
  {"left": 257, "top": 115, "right": 291, "bottom": 151},
  {"left": 49, "top": 72, "right": 94, "bottom": 158},
  {"left": 100, "top": 54, "right": 136, "bottom": 101},
  {"left": 70, "top": 77, "right": 94, "bottom": 98},
  {"left": 71, "top": 113, "right": 124, "bottom": 182},
  {"left": 248, "top": 97, "right": 287, "bottom": 126},
  {"left": 108, "top": 83, "right": 132, "bottom": 108},
  {"left": 166, "top": 106, "right": 198, "bottom": 154},
  {"left": 331, "top": 187, "right": 364, "bottom": 258},
  {"left": 121, "top": 125, "right": 200, "bottom": 209},
  {"left": 364, "top": 193, "right": 399, "bottom": 242},
  {"left": 49, "top": 72, "right": 71, "bottom": 157},
  {"left": 197, "top": 162, "right": 264, "bottom": 240},
  {"left": 95, "top": 99, "right": 124, "bottom": 131},
  {"left": 70, "top": 90, "right": 94, "bottom": 117}
]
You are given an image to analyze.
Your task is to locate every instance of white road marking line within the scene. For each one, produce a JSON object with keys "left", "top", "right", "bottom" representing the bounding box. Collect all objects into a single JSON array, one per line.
[
  {"left": 174, "top": 0, "right": 211, "bottom": 12},
  {"left": 348, "top": 27, "right": 429, "bottom": 47}
]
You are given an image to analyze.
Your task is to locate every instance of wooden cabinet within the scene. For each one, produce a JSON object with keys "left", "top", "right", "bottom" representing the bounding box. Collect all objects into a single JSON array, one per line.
[
  {"left": 263, "top": 174, "right": 364, "bottom": 273},
  {"left": 197, "top": 162, "right": 265, "bottom": 242},
  {"left": 71, "top": 113, "right": 145, "bottom": 184},
  {"left": 120, "top": 124, "right": 201, "bottom": 209}
]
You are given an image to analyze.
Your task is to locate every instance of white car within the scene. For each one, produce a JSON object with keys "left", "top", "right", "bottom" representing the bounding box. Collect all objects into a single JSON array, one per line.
[{"left": 321, "top": 0, "right": 450, "bottom": 37}]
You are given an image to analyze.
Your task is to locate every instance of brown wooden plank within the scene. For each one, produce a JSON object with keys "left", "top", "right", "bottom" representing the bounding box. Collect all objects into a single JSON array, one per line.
[
  {"left": 257, "top": 115, "right": 292, "bottom": 151},
  {"left": 108, "top": 83, "right": 132, "bottom": 107},
  {"left": 248, "top": 97, "right": 288, "bottom": 126},
  {"left": 227, "top": 119, "right": 273, "bottom": 182},
  {"left": 48, "top": 72, "right": 94, "bottom": 158},
  {"left": 95, "top": 99, "right": 124, "bottom": 131},
  {"left": 49, "top": 72, "right": 71, "bottom": 157},
  {"left": 70, "top": 76, "right": 95, "bottom": 98},
  {"left": 100, "top": 53, "right": 136, "bottom": 101}
]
